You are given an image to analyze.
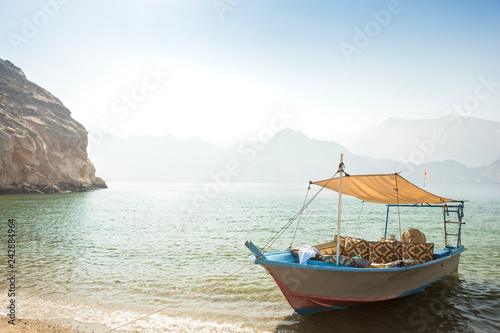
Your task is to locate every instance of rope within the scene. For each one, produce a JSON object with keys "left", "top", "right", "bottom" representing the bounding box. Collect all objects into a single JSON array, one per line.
[
  {"left": 290, "top": 181, "right": 311, "bottom": 248},
  {"left": 387, "top": 266, "right": 408, "bottom": 280},
  {"left": 353, "top": 200, "right": 365, "bottom": 238},
  {"left": 262, "top": 170, "right": 339, "bottom": 252},
  {"left": 104, "top": 172, "right": 339, "bottom": 332},
  {"left": 103, "top": 261, "right": 253, "bottom": 333}
]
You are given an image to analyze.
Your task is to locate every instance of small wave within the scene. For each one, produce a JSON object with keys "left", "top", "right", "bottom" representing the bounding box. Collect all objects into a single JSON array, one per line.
[{"left": 0, "top": 296, "right": 268, "bottom": 333}]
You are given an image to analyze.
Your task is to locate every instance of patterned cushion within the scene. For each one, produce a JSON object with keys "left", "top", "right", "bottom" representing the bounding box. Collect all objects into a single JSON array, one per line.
[
  {"left": 379, "top": 238, "right": 403, "bottom": 257},
  {"left": 319, "top": 254, "right": 358, "bottom": 267},
  {"left": 369, "top": 241, "right": 402, "bottom": 264},
  {"left": 402, "top": 242, "right": 434, "bottom": 263},
  {"left": 343, "top": 237, "right": 370, "bottom": 259},
  {"left": 378, "top": 237, "right": 397, "bottom": 243}
]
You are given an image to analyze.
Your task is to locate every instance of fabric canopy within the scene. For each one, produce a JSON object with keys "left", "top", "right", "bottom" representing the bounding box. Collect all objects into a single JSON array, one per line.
[{"left": 313, "top": 173, "right": 459, "bottom": 204}]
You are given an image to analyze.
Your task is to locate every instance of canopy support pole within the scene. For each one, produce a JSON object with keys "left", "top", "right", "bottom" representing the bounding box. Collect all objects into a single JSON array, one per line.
[
  {"left": 457, "top": 202, "right": 464, "bottom": 247},
  {"left": 384, "top": 205, "right": 390, "bottom": 238},
  {"left": 336, "top": 154, "right": 344, "bottom": 266}
]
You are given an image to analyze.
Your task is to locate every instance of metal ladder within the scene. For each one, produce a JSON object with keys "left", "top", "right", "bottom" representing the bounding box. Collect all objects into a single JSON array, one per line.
[{"left": 443, "top": 202, "right": 465, "bottom": 248}]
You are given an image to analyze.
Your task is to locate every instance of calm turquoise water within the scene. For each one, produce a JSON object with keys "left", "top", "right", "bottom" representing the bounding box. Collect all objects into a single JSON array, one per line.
[{"left": 0, "top": 183, "right": 499, "bottom": 332}]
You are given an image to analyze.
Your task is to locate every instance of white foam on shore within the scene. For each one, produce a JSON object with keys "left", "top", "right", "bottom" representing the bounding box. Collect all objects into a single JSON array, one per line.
[
  {"left": 102, "top": 312, "right": 265, "bottom": 333},
  {"left": 0, "top": 295, "right": 268, "bottom": 333}
]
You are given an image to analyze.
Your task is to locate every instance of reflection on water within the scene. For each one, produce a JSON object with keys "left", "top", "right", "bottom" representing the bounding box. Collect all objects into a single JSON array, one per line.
[{"left": 0, "top": 183, "right": 499, "bottom": 332}]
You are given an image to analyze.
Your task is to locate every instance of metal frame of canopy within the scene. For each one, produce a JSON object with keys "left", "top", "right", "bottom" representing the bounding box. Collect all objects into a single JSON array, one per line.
[
  {"left": 383, "top": 202, "right": 466, "bottom": 249},
  {"left": 312, "top": 155, "right": 467, "bottom": 265}
]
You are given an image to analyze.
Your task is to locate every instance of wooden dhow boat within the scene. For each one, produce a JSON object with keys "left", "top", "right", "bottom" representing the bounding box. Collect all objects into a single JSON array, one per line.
[{"left": 245, "top": 155, "right": 466, "bottom": 315}]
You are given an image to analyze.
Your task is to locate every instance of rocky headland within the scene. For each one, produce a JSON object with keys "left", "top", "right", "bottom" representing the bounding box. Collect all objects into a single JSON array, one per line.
[{"left": 0, "top": 58, "right": 106, "bottom": 194}]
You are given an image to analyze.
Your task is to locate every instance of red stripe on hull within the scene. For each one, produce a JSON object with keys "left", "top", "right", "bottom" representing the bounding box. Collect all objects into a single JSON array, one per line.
[{"left": 270, "top": 272, "right": 399, "bottom": 311}]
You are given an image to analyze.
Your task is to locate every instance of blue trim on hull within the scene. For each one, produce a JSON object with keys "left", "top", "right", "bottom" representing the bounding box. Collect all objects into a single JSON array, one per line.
[{"left": 296, "top": 305, "right": 350, "bottom": 315}]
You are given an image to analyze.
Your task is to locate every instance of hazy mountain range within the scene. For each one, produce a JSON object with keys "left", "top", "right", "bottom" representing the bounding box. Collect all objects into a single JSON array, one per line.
[
  {"left": 342, "top": 117, "right": 500, "bottom": 168},
  {"left": 89, "top": 117, "right": 500, "bottom": 185}
]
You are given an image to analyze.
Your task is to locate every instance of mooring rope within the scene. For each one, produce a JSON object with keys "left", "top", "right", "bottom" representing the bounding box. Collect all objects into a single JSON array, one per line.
[
  {"left": 290, "top": 181, "right": 311, "bottom": 248},
  {"left": 353, "top": 200, "right": 365, "bottom": 238},
  {"left": 103, "top": 261, "right": 254, "bottom": 332},
  {"left": 105, "top": 173, "right": 339, "bottom": 332}
]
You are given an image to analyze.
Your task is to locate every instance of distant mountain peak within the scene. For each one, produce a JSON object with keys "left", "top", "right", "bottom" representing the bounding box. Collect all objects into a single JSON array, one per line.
[
  {"left": 272, "top": 128, "right": 309, "bottom": 139},
  {"left": 343, "top": 116, "right": 500, "bottom": 168}
]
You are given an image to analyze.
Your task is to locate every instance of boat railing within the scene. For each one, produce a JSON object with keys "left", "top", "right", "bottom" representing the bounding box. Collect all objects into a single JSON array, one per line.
[{"left": 384, "top": 202, "right": 466, "bottom": 249}]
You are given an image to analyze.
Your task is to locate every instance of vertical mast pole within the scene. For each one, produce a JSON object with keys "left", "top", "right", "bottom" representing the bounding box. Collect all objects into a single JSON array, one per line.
[
  {"left": 336, "top": 154, "right": 344, "bottom": 266},
  {"left": 384, "top": 205, "right": 390, "bottom": 239}
]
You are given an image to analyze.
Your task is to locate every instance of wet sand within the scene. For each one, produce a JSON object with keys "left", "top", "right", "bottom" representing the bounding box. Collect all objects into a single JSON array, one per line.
[
  {"left": 1, "top": 316, "right": 81, "bottom": 333},
  {"left": 0, "top": 316, "right": 120, "bottom": 333}
]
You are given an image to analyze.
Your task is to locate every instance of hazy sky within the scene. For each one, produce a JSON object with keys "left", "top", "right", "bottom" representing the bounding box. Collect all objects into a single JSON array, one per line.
[{"left": 1, "top": 0, "right": 499, "bottom": 146}]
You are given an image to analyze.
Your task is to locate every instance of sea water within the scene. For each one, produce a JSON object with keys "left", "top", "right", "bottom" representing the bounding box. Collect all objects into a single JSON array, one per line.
[{"left": 0, "top": 183, "right": 499, "bottom": 332}]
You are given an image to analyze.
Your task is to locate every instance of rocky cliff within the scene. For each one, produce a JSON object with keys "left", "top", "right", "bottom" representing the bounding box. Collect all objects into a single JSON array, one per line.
[{"left": 0, "top": 58, "right": 106, "bottom": 194}]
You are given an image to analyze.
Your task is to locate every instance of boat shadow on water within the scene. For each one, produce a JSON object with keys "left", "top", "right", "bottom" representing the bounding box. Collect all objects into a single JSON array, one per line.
[{"left": 273, "top": 273, "right": 500, "bottom": 333}]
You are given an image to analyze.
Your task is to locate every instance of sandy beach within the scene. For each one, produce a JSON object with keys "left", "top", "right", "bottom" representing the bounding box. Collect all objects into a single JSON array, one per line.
[
  {"left": 1, "top": 316, "right": 81, "bottom": 333},
  {"left": 0, "top": 316, "right": 118, "bottom": 333}
]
